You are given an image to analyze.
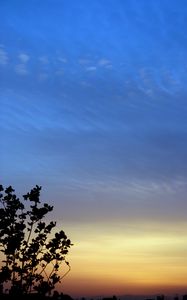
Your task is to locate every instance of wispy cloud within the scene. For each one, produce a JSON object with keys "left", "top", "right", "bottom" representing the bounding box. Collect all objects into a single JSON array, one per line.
[
  {"left": 39, "top": 56, "right": 49, "bottom": 64},
  {"left": 15, "top": 64, "right": 29, "bottom": 75},
  {"left": 58, "top": 57, "right": 68, "bottom": 63},
  {"left": 55, "top": 70, "right": 64, "bottom": 76},
  {"left": 98, "top": 58, "right": 111, "bottom": 66},
  {"left": 78, "top": 58, "right": 90, "bottom": 65},
  {"left": 14, "top": 53, "right": 30, "bottom": 75},
  {"left": 18, "top": 53, "right": 30, "bottom": 63},
  {"left": 38, "top": 73, "right": 48, "bottom": 81},
  {"left": 0, "top": 48, "right": 8, "bottom": 65},
  {"left": 86, "top": 66, "right": 97, "bottom": 71},
  {"left": 80, "top": 81, "right": 92, "bottom": 87}
]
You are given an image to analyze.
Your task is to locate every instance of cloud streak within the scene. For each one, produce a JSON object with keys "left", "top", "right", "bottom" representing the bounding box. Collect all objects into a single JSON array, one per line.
[
  {"left": 0, "top": 47, "right": 8, "bottom": 65},
  {"left": 1, "top": 1, "right": 187, "bottom": 294}
]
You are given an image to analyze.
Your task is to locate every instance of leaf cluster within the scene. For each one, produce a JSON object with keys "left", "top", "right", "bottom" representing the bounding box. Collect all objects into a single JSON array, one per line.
[{"left": 0, "top": 185, "right": 73, "bottom": 296}]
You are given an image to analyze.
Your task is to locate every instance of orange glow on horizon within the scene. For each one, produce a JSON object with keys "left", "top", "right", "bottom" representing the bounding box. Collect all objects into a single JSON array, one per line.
[
  {"left": 57, "top": 221, "right": 187, "bottom": 297},
  {"left": 1, "top": 220, "right": 187, "bottom": 297}
]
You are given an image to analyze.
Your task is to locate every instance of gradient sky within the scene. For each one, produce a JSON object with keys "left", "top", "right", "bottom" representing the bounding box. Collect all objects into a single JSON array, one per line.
[{"left": 1, "top": 0, "right": 187, "bottom": 297}]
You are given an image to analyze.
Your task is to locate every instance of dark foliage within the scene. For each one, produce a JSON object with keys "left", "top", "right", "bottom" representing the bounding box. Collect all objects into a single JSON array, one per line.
[{"left": 0, "top": 184, "right": 73, "bottom": 296}]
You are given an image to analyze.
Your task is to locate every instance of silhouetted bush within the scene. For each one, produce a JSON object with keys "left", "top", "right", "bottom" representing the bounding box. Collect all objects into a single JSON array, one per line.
[{"left": 0, "top": 185, "right": 73, "bottom": 297}]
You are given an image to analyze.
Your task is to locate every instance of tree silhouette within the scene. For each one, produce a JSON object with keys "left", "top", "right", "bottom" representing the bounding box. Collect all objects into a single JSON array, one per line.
[{"left": 0, "top": 184, "right": 73, "bottom": 297}]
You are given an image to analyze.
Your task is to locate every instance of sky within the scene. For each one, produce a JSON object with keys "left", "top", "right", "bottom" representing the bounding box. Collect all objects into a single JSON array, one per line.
[{"left": 1, "top": 0, "right": 187, "bottom": 297}]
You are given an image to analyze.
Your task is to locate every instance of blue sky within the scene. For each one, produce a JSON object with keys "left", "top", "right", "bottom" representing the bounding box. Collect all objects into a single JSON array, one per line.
[
  {"left": 1, "top": 0, "right": 187, "bottom": 224},
  {"left": 2, "top": 0, "right": 187, "bottom": 296}
]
